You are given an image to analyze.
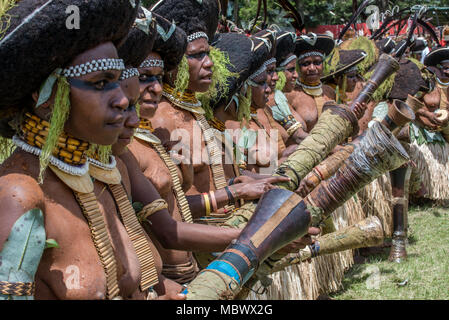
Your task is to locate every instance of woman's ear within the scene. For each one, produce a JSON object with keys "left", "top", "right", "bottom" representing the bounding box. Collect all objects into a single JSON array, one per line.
[
  {"left": 31, "top": 88, "right": 56, "bottom": 121},
  {"left": 32, "top": 90, "right": 57, "bottom": 109}
]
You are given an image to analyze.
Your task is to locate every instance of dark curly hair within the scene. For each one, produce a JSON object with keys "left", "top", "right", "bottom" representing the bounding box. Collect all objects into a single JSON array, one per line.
[
  {"left": 117, "top": 7, "right": 157, "bottom": 68},
  {"left": 152, "top": 12, "right": 188, "bottom": 72},
  {"left": 253, "top": 29, "right": 277, "bottom": 59},
  {"left": 151, "top": 0, "right": 219, "bottom": 41},
  {"left": 211, "top": 32, "right": 272, "bottom": 108},
  {"left": 0, "top": 0, "right": 139, "bottom": 109},
  {"left": 274, "top": 31, "right": 296, "bottom": 68}
]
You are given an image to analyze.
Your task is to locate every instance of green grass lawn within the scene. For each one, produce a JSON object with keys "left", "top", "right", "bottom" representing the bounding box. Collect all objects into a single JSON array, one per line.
[{"left": 330, "top": 204, "right": 449, "bottom": 300}]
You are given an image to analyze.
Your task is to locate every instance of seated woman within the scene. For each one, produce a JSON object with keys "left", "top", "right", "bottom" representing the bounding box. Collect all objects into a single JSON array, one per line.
[
  {"left": 210, "top": 32, "right": 279, "bottom": 174},
  {"left": 0, "top": 1, "right": 163, "bottom": 300},
  {"left": 150, "top": 0, "right": 287, "bottom": 218},
  {"left": 120, "top": 11, "right": 241, "bottom": 285},
  {"left": 285, "top": 33, "right": 336, "bottom": 133}
]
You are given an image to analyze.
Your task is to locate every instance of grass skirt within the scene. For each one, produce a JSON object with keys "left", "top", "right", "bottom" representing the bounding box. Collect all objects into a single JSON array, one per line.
[
  {"left": 409, "top": 140, "right": 449, "bottom": 202},
  {"left": 245, "top": 196, "right": 365, "bottom": 300}
]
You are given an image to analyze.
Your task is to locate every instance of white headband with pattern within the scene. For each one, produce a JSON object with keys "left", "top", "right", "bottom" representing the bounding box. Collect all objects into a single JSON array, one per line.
[
  {"left": 247, "top": 65, "right": 267, "bottom": 87},
  {"left": 264, "top": 57, "right": 277, "bottom": 68},
  {"left": 62, "top": 58, "right": 125, "bottom": 78},
  {"left": 187, "top": 31, "right": 209, "bottom": 43},
  {"left": 119, "top": 68, "right": 140, "bottom": 81},
  {"left": 140, "top": 58, "right": 165, "bottom": 69},
  {"left": 297, "top": 51, "right": 325, "bottom": 62},
  {"left": 278, "top": 54, "right": 297, "bottom": 70}
]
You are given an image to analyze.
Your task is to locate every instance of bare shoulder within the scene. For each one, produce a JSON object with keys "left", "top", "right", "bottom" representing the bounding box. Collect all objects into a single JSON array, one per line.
[
  {"left": 0, "top": 172, "right": 45, "bottom": 246},
  {"left": 127, "top": 140, "right": 150, "bottom": 172},
  {"left": 0, "top": 152, "right": 45, "bottom": 213}
]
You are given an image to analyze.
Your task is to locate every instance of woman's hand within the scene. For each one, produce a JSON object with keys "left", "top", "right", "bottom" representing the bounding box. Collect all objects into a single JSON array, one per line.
[
  {"left": 352, "top": 101, "right": 367, "bottom": 120},
  {"left": 275, "top": 227, "right": 321, "bottom": 255},
  {"left": 231, "top": 176, "right": 291, "bottom": 200}
]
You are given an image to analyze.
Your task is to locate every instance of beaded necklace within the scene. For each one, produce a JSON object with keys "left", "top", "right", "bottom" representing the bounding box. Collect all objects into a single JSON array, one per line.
[
  {"left": 134, "top": 119, "right": 193, "bottom": 223},
  {"left": 14, "top": 113, "right": 123, "bottom": 299},
  {"left": 87, "top": 152, "right": 160, "bottom": 291},
  {"left": 14, "top": 113, "right": 89, "bottom": 176},
  {"left": 162, "top": 83, "right": 204, "bottom": 114},
  {"left": 162, "top": 83, "right": 235, "bottom": 212},
  {"left": 298, "top": 80, "right": 323, "bottom": 97}
]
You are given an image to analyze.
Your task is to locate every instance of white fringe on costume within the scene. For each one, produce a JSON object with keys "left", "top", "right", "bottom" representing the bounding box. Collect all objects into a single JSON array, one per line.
[
  {"left": 409, "top": 140, "right": 449, "bottom": 201},
  {"left": 246, "top": 196, "right": 365, "bottom": 300}
]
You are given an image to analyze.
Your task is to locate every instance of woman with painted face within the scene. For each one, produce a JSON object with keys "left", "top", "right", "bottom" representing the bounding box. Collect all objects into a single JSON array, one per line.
[
  {"left": 150, "top": 0, "right": 289, "bottom": 220},
  {"left": 207, "top": 32, "right": 280, "bottom": 174},
  {"left": 117, "top": 12, "right": 246, "bottom": 287},
  {"left": 285, "top": 33, "right": 337, "bottom": 133},
  {"left": 0, "top": 1, "right": 168, "bottom": 300}
]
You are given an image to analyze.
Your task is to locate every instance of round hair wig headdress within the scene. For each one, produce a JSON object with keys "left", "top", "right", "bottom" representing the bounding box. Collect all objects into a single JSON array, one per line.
[
  {"left": 410, "top": 38, "right": 427, "bottom": 54},
  {"left": 321, "top": 49, "right": 367, "bottom": 83},
  {"left": 424, "top": 47, "right": 449, "bottom": 68},
  {"left": 210, "top": 32, "right": 272, "bottom": 120},
  {"left": 295, "top": 33, "right": 335, "bottom": 61},
  {"left": 375, "top": 37, "right": 396, "bottom": 55},
  {"left": 274, "top": 30, "right": 297, "bottom": 70},
  {"left": 151, "top": 0, "right": 220, "bottom": 43},
  {"left": 117, "top": 5, "right": 157, "bottom": 68},
  {"left": 151, "top": 12, "right": 188, "bottom": 72},
  {"left": 0, "top": 0, "right": 139, "bottom": 110}
]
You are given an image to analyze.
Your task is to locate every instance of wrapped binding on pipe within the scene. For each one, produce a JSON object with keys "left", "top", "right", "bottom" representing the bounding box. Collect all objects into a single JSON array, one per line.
[
  {"left": 274, "top": 54, "right": 400, "bottom": 191},
  {"left": 270, "top": 216, "right": 384, "bottom": 273},
  {"left": 183, "top": 121, "right": 409, "bottom": 300}
]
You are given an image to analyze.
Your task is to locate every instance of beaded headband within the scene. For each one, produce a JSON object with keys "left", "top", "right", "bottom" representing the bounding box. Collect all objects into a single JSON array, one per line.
[
  {"left": 264, "top": 58, "right": 277, "bottom": 68},
  {"left": 278, "top": 54, "right": 297, "bottom": 70},
  {"left": 187, "top": 31, "right": 209, "bottom": 43},
  {"left": 297, "top": 51, "right": 325, "bottom": 62},
  {"left": 247, "top": 65, "right": 267, "bottom": 87},
  {"left": 62, "top": 58, "right": 125, "bottom": 78},
  {"left": 119, "top": 68, "right": 140, "bottom": 81},
  {"left": 140, "top": 58, "right": 165, "bottom": 69}
]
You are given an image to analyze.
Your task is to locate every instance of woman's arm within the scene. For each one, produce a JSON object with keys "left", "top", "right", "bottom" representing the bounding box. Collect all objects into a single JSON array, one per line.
[{"left": 119, "top": 150, "right": 241, "bottom": 252}]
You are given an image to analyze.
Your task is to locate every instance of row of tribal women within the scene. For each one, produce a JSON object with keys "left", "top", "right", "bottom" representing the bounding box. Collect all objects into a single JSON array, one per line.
[
  {"left": 2, "top": 0, "right": 445, "bottom": 300},
  {"left": 0, "top": 0, "right": 327, "bottom": 300}
]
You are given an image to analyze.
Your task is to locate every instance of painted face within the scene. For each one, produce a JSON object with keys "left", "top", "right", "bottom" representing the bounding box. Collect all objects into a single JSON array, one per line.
[
  {"left": 137, "top": 52, "right": 164, "bottom": 119},
  {"left": 250, "top": 70, "right": 270, "bottom": 109},
  {"left": 112, "top": 75, "right": 140, "bottom": 155},
  {"left": 283, "top": 57, "right": 298, "bottom": 93},
  {"left": 185, "top": 37, "right": 214, "bottom": 93},
  {"left": 298, "top": 54, "right": 324, "bottom": 84},
  {"left": 64, "top": 42, "right": 129, "bottom": 145},
  {"left": 266, "top": 61, "right": 278, "bottom": 92}
]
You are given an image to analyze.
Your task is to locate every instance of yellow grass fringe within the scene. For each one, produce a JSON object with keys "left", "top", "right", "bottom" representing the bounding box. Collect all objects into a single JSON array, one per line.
[
  {"left": 245, "top": 197, "right": 364, "bottom": 300},
  {"left": 409, "top": 140, "right": 449, "bottom": 201}
]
